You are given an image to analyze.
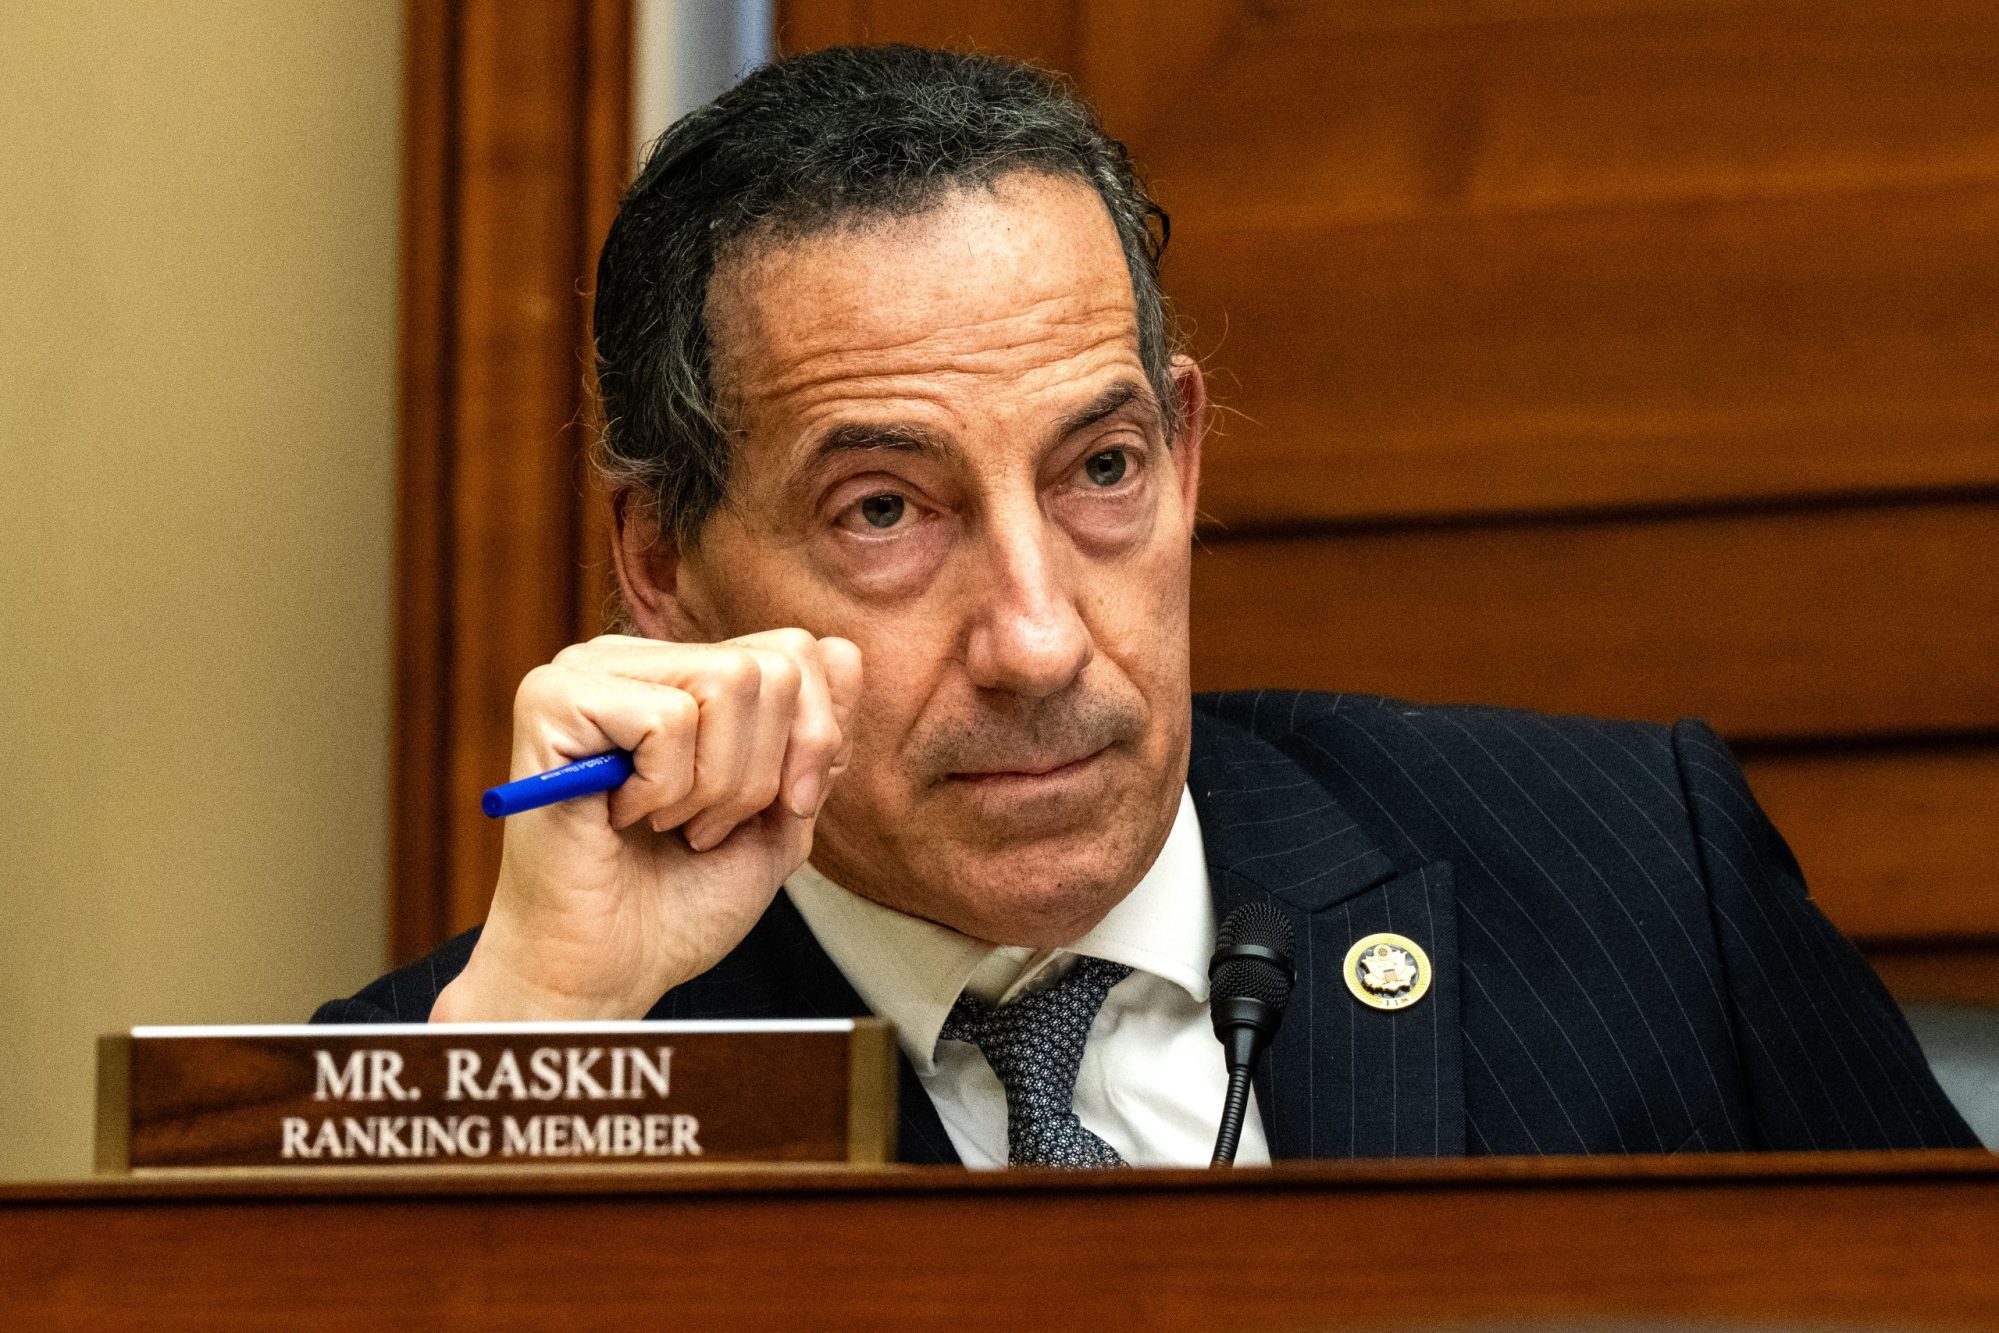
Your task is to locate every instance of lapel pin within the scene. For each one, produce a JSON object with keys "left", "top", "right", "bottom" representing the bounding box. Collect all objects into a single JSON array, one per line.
[{"left": 1343, "top": 933, "right": 1432, "bottom": 1010}]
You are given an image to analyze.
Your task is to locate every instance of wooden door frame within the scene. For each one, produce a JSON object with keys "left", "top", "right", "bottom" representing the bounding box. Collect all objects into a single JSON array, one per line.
[{"left": 392, "top": 0, "right": 629, "bottom": 961}]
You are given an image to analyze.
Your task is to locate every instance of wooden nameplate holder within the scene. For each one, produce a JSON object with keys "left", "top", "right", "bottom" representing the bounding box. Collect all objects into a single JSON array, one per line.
[{"left": 96, "top": 1020, "right": 897, "bottom": 1172}]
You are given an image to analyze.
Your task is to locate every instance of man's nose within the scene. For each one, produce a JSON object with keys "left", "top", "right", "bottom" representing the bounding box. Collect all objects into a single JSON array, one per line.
[{"left": 963, "top": 516, "right": 1093, "bottom": 699}]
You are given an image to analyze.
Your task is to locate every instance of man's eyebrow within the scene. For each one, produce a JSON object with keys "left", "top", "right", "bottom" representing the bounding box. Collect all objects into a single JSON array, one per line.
[
  {"left": 1055, "top": 379, "right": 1159, "bottom": 439},
  {"left": 797, "top": 379, "right": 1157, "bottom": 474},
  {"left": 806, "top": 421, "right": 953, "bottom": 464}
]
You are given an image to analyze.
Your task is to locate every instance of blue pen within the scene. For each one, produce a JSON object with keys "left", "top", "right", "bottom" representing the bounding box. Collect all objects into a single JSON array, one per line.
[{"left": 481, "top": 751, "right": 636, "bottom": 818}]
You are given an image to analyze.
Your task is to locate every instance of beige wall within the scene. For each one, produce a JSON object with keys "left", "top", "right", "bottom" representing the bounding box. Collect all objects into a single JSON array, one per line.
[{"left": 0, "top": 1, "right": 402, "bottom": 1178}]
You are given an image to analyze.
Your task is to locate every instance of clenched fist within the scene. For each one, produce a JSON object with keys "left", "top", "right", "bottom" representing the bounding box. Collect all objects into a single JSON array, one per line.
[{"left": 431, "top": 630, "right": 863, "bottom": 1022}]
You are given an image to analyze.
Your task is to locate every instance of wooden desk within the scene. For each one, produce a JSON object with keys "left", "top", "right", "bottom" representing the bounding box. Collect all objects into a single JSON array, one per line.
[{"left": 4, "top": 1152, "right": 1996, "bottom": 1329}]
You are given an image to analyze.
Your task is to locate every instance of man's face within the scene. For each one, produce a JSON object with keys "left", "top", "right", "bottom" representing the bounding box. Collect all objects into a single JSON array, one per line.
[{"left": 666, "top": 172, "right": 1202, "bottom": 947}]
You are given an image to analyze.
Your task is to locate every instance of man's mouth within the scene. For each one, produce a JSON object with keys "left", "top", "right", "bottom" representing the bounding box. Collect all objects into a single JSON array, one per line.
[{"left": 946, "top": 746, "right": 1111, "bottom": 783}]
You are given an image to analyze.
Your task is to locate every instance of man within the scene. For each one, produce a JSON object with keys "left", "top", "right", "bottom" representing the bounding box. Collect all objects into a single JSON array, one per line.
[{"left": 318, "top": 45, "right": 1977, "bottom": 1163}]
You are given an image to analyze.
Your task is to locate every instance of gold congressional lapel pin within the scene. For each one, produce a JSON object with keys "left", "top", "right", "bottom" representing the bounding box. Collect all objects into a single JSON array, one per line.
[{"left": 1343, "top": 933, "right": 1432, "bottom": 1011}]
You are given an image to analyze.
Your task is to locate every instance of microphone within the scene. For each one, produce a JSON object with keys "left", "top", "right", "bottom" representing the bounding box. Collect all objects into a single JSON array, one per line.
[{"left": 1208, "top": 901, "right": 1296, "bottom": 1166}]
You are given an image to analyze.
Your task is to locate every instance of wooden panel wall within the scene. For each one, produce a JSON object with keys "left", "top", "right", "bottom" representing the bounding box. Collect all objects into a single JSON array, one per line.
[
  {"left": 395, "top": 0, "right": 628, "bottom": 961},
  {"left": 388, "top": 3, "right": 1996, "bottom": 998},
  {"left": 780, "top": 0, "right": 1999, "bottom": 999}
]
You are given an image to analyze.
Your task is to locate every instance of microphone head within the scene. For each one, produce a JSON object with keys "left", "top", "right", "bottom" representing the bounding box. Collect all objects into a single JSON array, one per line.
[{"left": 1210, "top": 901, "right": 1296, "bottom": 1008}]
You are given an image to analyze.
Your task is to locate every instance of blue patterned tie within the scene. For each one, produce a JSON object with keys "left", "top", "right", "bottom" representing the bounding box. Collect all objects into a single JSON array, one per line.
[{"left": 940, "top": 955, "right": 1133, "bottom": 1168}]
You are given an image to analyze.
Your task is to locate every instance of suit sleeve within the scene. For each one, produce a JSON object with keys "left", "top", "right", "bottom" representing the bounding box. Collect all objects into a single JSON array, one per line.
[
  {"left": 308, "top": 927, "right": 482, "bottom": 1024},
  {"left": 1672, "top": 720, "right": 1978, "bottom": 1150}
]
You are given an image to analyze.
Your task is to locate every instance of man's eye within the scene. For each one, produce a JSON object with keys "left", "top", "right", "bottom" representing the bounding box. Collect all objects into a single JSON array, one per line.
[
  {"left": 857, "top": 493, "right": 906, "bottom": 529},
  {"left": 1082, "top": 450, "right": 1129, "bottom": 487}
]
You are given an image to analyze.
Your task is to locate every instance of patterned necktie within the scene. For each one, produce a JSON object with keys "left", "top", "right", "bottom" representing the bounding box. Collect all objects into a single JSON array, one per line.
[{"left": 939, "top": 955, "right": 1133, "bottom": 1168}]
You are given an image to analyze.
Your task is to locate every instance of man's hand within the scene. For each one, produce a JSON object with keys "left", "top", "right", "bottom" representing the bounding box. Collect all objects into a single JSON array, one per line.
[{"left": 431, "top": 630, "right": 862, "bottom": 1022}]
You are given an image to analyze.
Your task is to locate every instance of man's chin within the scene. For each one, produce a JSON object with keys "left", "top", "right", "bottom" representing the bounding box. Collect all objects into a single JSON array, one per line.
[
  {"left": 908, "top": 837, "right": 1147, "bottom": 948},
  {"left": 813, "top": 747, "right": 1185, "bottom": 946}
]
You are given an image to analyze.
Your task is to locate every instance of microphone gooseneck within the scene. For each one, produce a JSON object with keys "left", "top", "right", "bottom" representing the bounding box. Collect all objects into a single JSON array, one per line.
[{"left": 1208, "top": 901, "right": 1296, "bottom": 1166}]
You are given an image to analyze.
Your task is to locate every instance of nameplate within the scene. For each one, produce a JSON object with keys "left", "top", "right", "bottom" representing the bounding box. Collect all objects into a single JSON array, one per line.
[{"left": 96, "top": 1020, "right": 897, "bottom": 1171}]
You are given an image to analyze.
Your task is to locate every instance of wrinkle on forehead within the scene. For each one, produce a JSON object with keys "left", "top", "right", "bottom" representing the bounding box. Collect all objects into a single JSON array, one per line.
[
  {"left": 756, "top": 296, "right": 1138, "bottom": 412},
  {"left": 705, "top": 174, "right": 1143, "bottom": 429}
]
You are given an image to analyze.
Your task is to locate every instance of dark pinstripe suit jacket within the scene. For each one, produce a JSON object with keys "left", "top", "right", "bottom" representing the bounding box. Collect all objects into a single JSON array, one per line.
[{"left": 316, "top": 691, "right": 1978, "bottom": 1160}]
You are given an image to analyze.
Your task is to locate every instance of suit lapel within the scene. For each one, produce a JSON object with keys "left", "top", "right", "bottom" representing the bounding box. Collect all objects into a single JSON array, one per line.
[
  {"left": 1189, "top": 707, "right": 1465, "bottom": 1159},
  {"left": 764, "top": 892, "right": 962, "bottom": 1166},
  {"left": 671, "top": 890, "right": 961, "bottom": 1165}
]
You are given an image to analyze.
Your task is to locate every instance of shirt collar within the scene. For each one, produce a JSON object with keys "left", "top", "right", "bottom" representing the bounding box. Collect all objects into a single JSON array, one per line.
[{"left": 785, "top": 786, "right": 1214, "bottom": 1075}]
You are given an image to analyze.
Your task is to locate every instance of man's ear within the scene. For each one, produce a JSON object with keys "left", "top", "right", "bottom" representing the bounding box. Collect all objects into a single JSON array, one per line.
[
  {"left": 610, "top": 490, "right": 700, "bottom": 640},
  {"left": 1168, "top": 354, "right": 1206, "bottom": 525}
]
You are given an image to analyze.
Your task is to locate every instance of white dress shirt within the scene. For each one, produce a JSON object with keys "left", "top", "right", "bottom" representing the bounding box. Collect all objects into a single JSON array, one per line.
[{"left": 786, "top": 786, "right": 1270, "bottom": 1168}]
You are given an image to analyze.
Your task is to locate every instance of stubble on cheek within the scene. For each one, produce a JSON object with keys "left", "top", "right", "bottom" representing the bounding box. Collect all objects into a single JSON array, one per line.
[{"left": 903, "top": 678, "right": 1146, "bottom": 781}]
